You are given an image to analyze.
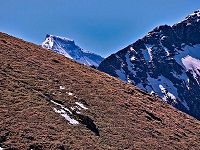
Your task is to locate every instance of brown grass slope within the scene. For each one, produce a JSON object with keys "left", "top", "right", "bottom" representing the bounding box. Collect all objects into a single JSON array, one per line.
[{"left": 0, "top": 32, "right": 200, "bottom": 150}]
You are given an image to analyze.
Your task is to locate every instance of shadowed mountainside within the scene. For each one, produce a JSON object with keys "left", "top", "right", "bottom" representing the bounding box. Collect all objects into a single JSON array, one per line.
[{"left": 98, "top": 10, "right": 200, "bottom": 120}]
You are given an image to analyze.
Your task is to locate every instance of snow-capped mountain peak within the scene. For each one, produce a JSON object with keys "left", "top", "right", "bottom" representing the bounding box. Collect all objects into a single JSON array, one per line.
[
  {"left": 185, "top": 9, "right": 200, "bottom": 21},
  {"left": 42, "top": 34, "right": 74, "bottom": 49},
  {"left": 42, "top": 34, "right": 104, "bottom": 67}
]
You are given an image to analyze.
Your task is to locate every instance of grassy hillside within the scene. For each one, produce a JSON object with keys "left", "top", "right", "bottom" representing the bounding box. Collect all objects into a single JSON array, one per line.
[{"left": 0, "top": 32, "right": 200, "bottom": 149}]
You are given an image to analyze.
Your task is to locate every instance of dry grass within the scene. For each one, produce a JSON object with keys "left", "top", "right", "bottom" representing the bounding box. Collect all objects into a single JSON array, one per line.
[{"left": 0, "top": 32, "right": 200, "bottom": 149}]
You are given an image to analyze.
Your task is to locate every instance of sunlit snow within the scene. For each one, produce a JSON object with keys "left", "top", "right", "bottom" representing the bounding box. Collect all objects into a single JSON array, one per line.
[
  {"left": 50, "top": 100, "right": 72, "bottom": 114},
  {"left": 42, "top": 34, "right": 103, "bottom": 67},
  {"left": 75, "top": 102, "right": 88, "bottom": 110},
  {"left": 159, "top": 84, "right": 177, "bottom": 104},
  {"left": 144, "top": 44, "right": 153, "bottom": 62},
  {"left": 161, "top": 43, "right": 170, "bottom": 56},
  {"left": 53, "top": 108, "right": 79, "bottom": 125},
  {"left": 131, "top": 56, "right": 136, "bottom": 61},
  {"left": 182, "top": 56, "right": 200, "bottom": 84},
  {"left": 125, "top": 53, "right": 136, "bottom": 76},
  {"left": 67, "top": 92, "right": 73, "bottom": 96},
  {"left": 150, "top": 90, "right": 155, "bottom": 95},
  {"left": 59, "top": 86, "right": 65, "bottom": 90},
  {"left": 137, "top": 74, "right": 189, "bottom": 110},
  {"left": 130, "top": 47, "right": 134, "bottom": 51},
  {"left": 174, "top": 44, "right": 200, "bottom": 68}
]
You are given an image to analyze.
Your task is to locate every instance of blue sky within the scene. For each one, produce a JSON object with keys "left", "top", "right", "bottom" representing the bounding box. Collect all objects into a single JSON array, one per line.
[{"left": 0, "top": 0, "right": 200, "bottom": 57}]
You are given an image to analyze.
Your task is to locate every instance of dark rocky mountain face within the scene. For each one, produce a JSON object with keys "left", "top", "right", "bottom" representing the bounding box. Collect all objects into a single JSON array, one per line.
[{"left": 98, "top": 10, "right": 200, "bottom": 120}]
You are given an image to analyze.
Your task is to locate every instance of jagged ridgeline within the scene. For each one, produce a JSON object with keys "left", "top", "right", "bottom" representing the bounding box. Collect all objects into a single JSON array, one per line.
[{"left": 98, "top": 10, "right": 200, "bottom": 120}]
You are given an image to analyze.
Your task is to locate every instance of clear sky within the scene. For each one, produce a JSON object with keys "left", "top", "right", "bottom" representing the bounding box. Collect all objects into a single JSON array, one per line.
[{"left": 0, "top": 0, "right": 200, "bottom": 57}]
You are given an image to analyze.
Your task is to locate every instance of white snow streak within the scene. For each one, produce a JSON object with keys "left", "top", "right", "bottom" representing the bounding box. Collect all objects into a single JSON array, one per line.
[
  {"left": 145, "top": 44, "right": 153, "bottom": 62},
  {"left": 142, "top": 48, "right": 151, "bottom": 62},
  {"left": 50, "top": 100, "right": 72, "bottom": 114},
  {"left": 67, "top": 92, "right": 73, "bottom": 96},
  {"left": 75, "top": 102, "right": 88, "bottom": 110},
  {"left": 53, "top": 108, "right": 79, "bottom": 125}
]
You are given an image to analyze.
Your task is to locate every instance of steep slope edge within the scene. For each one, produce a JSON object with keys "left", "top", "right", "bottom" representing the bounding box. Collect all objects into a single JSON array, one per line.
[{"left": 1, "top": 32, "right": 200, "bottom": 149}]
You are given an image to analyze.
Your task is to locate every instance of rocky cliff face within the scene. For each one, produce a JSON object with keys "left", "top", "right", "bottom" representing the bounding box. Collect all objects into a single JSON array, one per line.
[
  {"left": 98, "top": 10, "right": 200, "bottom": 120},
  {"left": 42, "top": 34, "right": 104, "bottom": 67}
]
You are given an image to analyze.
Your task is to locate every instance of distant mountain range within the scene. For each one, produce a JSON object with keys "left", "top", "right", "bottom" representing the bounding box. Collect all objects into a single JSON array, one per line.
[
  {"left": 42, "top": 34, "right": 104, "bottom": 67},
  {"left": 98, "top": 10, "right": 200, "bottom": 120}
]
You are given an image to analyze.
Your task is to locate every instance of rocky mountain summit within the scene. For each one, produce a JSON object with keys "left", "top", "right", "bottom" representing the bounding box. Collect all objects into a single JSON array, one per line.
[
  {"left": 98, "top": 10, "right": 200, "bottom": 120},
  {"left": 42, "top": 34, "right": 104, "bottom": 67}
]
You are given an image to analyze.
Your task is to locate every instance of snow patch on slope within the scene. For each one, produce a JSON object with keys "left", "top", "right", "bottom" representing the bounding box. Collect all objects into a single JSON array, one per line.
[
  {"left": 142, "top": 48, "right": 151, "bottom": 63},
  {"left": 138, "top": 75, "right": 189, "bottom": 110},
  {"left": 159, "top": 84, "right": 177, "bottom": 104},
  {"left": 50, "top": 87, "right": 91, "bottom": 125},
  {"left": 174, "top": 44, "right": 200, "bottom": 68},
  {"left": 173, "top": 44, "right": 200, "bottom": 84},
  {"left": 59, "top": 86, "right": 65, "bottom": 90},
  {"left": 75, "top": 102, "right": 88, "bottom": 110},
  {"left": 53, "top": 108, "right": 79, "bottom": 125},
  {"left": 182, "top": 56, "right": 200, "bottom": 84},
  {"left": 67, "top": 92, "right": 73, "bottom": 96},
  {"left": 125, "top": 53, "right": 136, "bottom": 76},
  {"left": 144, "top": 44, "right": 153, "bottom": 62},
  {"left": 160, "top": 41, "right": 170, "bottom": 56},
  {"left": 147, "top": 75, "right": 178, "bottom": 98}
]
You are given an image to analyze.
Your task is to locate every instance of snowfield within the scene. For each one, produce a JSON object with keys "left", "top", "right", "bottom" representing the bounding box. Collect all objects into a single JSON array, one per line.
[{"left": 42, "top": 34, "right": 104, "bottom": 67}]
